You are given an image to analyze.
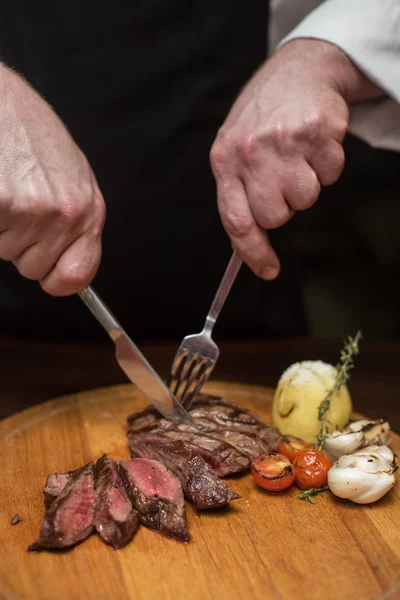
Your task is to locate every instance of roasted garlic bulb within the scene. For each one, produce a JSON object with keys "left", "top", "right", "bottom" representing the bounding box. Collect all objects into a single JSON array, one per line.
[{"left": 327, "top": 444, "right": 397, "bottom": 504}]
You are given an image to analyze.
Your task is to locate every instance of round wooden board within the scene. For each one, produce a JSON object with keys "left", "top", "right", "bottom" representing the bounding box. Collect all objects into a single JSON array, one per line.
[{"left": 0, "top": 381, "right": 399, "bottom": 600}]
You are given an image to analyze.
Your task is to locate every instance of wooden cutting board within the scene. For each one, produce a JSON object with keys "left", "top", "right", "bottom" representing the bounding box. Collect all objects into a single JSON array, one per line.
[{"left": 0, "top": 381, "right": 399, "bottom": 600}]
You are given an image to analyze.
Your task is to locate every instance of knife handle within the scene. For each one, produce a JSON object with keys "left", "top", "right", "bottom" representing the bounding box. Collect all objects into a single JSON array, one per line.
[{"left": 78, "top": 286, "right": 122, "bottom": 340}]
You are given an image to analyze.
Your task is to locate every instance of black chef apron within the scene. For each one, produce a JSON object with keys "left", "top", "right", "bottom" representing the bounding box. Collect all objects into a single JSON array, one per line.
[{"left": 0, "top": 0, "right": 307, "bottom": 341}]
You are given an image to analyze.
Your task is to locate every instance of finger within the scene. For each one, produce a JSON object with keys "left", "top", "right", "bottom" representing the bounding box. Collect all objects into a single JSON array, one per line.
[
  {"left": 242, "top": 175, "right": 294, "bottom": 230},
  {"left": 217, "top": 175, "right": 280, "bottom": 280},
  {"left": 282, "top": 161, "right": 321, "bottom": 212},
  {"left": 308, "top": 140, "right": 345, "bottom": 186},
  {"left": 0, "top": 228, "right": 37, "bottom": 261},
  {"left": 40, "top": 231, "right": 102, "bottom": 296},
  {"left": 13, "top": 234, "right": 68, "bottom": 281},
  {"left": 12, "top": 207, "right": 87, "bottom": 280}
]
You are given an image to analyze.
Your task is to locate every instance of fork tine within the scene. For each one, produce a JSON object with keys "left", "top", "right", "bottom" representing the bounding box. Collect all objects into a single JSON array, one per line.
[
  {"left": 184, "top": 360, "right": 214, "bottom": 407},
  {"left": 179, "top": 357, "right": 207, "bottom": 405},
  {"left": 173, "top": 355, "right": 199, "bottom": 399},
  {"left": 167, "top": 351, "right": 188, "bottom": 389}
]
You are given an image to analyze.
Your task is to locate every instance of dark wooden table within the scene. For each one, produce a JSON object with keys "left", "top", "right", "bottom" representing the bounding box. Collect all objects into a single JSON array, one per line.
[{"left": 1, "top": 336, "right": 399, "bottom": 431}]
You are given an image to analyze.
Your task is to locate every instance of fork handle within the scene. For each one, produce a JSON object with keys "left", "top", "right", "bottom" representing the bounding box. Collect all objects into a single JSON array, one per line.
[
  {"left": 78, "top": 286, "right": 122, "bottom": 340},
  {"left": 203, "top": 250, "right": 243, "bottom": 334}
]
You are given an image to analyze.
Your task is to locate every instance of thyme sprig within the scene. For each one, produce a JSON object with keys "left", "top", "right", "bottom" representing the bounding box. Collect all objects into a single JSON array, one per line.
[
  {"left": 317, "top": 330, "right": 362, "bottom": 450},
  {"left": 297, "top": 485, "right": 328, "bottom": 504}
]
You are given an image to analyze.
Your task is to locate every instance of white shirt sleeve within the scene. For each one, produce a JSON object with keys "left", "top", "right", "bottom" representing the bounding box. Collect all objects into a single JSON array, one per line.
[{"left": 273, "top": 0, "right": 400, "bottom": 152}]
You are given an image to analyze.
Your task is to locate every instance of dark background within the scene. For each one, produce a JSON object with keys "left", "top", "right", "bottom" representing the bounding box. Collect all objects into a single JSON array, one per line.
[
  {"left": 0, "top": 1, "right": 398, "bottom": 342},
  {"left": 280, "top": 133, "right": 400, "bottom": 339}
]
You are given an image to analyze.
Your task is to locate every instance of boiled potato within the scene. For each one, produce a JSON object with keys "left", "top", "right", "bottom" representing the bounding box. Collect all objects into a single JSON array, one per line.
[{"left": 272, "top": 360, "right": 352, "bottom": 443}]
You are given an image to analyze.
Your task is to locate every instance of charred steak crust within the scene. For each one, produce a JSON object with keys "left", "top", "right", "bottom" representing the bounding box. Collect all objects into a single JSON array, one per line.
[
  {"left": 29, "top": 463, "right": 95, "bottom": 552},
  {"left": 130, "top": 440, "right": 241, "bottom": 509},
  {"left": 119, "top": 458, "right": 189, "bottom": 543},
  {"left": 93, "top": 454, "right": 139, "bottom": 549}
]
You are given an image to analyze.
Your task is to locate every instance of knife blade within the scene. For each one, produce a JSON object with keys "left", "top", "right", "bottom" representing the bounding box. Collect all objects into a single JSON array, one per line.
[{"left": 78, "top": 286, "right": 195, "bottom": 425}]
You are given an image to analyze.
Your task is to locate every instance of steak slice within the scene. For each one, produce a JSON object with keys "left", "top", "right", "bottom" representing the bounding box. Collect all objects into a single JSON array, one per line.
[
  {"left": 119, "top": 458, "right": 189, "bottom": 542},
  {"left": 29, "top": 463, "right": 95, "bottom": 552},
  {"left": 43, "top": 472, "right": 72, "bottom": 509},
  {"left": 43, "top": 466, "right": 83, "bottom": 509},
  {"left": 130, "top": 440, "right": 241, "bottom": 509},
  {"left": 94, "top": 454, "right": 139, "bottom": 549}
]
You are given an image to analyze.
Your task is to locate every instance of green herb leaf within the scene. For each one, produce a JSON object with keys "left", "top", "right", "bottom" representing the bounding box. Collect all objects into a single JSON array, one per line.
[{"left": 297, "top": 485, "right": 328, "bottom": 504}]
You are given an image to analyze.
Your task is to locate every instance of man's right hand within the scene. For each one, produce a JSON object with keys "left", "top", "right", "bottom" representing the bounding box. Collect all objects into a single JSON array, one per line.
[{"left": 0, "top": 64, "right": 106, "bottom": 296}]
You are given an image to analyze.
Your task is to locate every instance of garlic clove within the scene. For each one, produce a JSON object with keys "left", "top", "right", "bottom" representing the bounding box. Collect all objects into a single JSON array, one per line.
[
  {"left": 324, "top": 431, "right": 364, "bottom": 460},
  {"left": 347, "top": 419, "right": 371, "bottom": 433},
  {"left": 352, "top": 473, "right": 396, "bottom": 504},
  {"left": 324, "top": 419, "right": 391, "bottom": 460},
  {"left": 328, "top": 465, "right": 376, "bottom": 498},
  {"left": 354, "top": 444, "right": 394, "bottom": 463},
  {"left": 362, "top": 420, "right": 391, "bottom": 446},
  {"left": 327, "top": 444, "right": 397, "bottom": 504}
]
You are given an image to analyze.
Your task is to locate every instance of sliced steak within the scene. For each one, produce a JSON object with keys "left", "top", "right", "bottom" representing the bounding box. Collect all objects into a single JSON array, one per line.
[
  {"left": 130, "top": 440, "right": 241, "bottom": 509},
  {"left": 129, "top": 426, "right": 250, "bottom": 476},
  {"left": 127, "top": 393, "right": 281, "bottom": 474},
  {"left": 94, "top": 454, "right": 139, "bottom": 549},
  {"left": 29, "top": 463, "right": 95, "bottom": 552},
  {"left": 119, "top": 458, "right": 189, "bottom": 542}
]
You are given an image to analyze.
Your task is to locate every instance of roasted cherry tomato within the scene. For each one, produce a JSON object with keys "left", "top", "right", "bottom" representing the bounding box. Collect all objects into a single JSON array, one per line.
[
  {"left": 292, "top": 449, "right": 333, "bottom": 489},
  {"left": 251, "top": 452, "right": 296, "bottom": 492},
  {"left": 278, "top": 435, "right": 314, "bottom": 462}
]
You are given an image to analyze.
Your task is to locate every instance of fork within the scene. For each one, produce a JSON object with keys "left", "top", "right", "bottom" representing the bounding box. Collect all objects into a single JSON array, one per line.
[{"left": 167, "top": 250, "right": 243, "bottom": 407}]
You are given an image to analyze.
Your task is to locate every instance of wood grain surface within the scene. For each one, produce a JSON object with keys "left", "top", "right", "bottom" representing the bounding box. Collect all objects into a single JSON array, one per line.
[{"left": 0, "top": 381, "right": 399, "bottom": 600}]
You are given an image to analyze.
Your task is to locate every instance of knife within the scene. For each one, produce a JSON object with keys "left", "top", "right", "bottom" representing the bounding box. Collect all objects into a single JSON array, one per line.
[{"left": 78, "top": 286, "right": 195, "bottom": 425}]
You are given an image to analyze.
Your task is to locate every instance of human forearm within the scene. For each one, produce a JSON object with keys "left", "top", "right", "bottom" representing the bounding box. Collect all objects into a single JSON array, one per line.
[
  {"left": 277, "top": 0, "right": 400, "bottom": 104},
  {"left": 277, "top": 38, "right": 385, "bottom": 105}
]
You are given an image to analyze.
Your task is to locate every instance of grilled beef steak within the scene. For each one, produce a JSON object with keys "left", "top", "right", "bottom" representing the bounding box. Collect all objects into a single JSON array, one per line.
[
  {"left": 29, "top": 463, "right": 95, "bottom": 551},
  {"left": 130, "top": 440, "right": 241, "bottom": 509},
  {"left": 189, "top": 395, "right": 282, "bottom": 458},
  {"left": 94, "top": 454, "right": 139, "bottom": 549},
  {"left": 119, "top": 458, "right": 189, "bottom": 542},
  {"left": 127, "top": 393, "right": 281, "bottom": 476},
  {"left": 130, "top": 426, "right": 250, "bottom": 476}
]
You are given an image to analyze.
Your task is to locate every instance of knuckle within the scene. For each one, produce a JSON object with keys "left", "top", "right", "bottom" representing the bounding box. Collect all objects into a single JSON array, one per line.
[
  {"left": 265, "top": 121, "right": 294, "bottom": 155},
  {"left": 238, "top": 134, "right": 260, "bottom": 165},
  {"left": 58, "top": 196, "right": 86, "bottom": 227},
  {"left": 266, "top": 120, "right": 289, "bottom": 142},
  {"left": 293, "top": 112, "right": 323, "bottom": 143},
  {"left": 305, "top": 112, "right": 323, "bottom": 134},
  {"left": 210, "top": 137, "right": 231, "bottom": 174},
  {"left": 222, "top": 210, "right": 254, "bottom": 239}
]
